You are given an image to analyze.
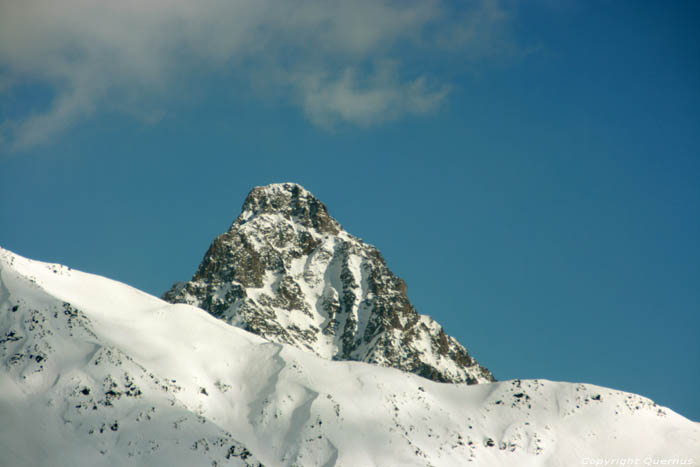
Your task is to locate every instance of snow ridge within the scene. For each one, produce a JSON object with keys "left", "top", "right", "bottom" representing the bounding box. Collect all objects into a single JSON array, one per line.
[
  {"left": 164, "top": 182, "right": 494, "bottom": 385},
  {"left": 1, "top": 247, "right": 698, "bottom": 467}
]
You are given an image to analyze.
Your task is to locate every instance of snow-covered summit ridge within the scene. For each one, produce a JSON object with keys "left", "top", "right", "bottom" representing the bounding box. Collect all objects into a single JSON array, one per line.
[
  {"left": 237, "top": 183, "right": 341, "bottom": 235},
  {"left": 1, "top": 247, "right": 699, "bottom": 467},
  {"left": 164, "top": 183, "right": 495, "bottom": 384}
]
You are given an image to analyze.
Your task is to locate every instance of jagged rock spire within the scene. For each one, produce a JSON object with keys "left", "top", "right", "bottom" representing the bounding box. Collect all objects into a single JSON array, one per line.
[{"left": 164, "top": 182, "right": 494, "bottom": 384}]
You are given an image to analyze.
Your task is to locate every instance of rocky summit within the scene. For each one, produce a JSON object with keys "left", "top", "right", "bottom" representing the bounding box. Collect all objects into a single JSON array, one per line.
[{"left": 164, "top": 183, "right": 494, "bottom": 384}]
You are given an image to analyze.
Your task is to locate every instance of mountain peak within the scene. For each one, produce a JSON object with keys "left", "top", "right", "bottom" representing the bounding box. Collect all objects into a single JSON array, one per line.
[
  {"left": 238, "top": 183, "right": 340, "bottom": 235},
  {"left": 165, "top": 183, "right": 494, "bottom": 385}
]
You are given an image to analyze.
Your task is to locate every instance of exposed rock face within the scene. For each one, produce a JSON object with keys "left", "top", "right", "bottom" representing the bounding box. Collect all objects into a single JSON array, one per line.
[{"left": 164, "top": 183, "right": 494, "bottom": 384}]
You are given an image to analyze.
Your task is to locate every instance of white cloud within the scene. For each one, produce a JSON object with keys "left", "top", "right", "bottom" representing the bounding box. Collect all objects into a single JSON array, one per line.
[
  {"left": 295, "top": 62, "right": 450, "bottom": 128},
  {"left": 0, "top": 0, "right": 513, "bottom": 150}
]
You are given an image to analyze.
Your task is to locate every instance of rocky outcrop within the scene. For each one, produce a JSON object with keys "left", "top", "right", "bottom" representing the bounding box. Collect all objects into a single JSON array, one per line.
[{"left": 164, "top": 183, "right": 494, "bottom": 384}]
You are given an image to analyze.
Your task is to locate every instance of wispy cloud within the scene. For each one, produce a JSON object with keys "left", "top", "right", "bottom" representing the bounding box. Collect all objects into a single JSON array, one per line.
[
  {"left": 294, "top": 62, "right": 450, "bottom": 128},
  {"left": 0, "top": 0, "right": 514, "bottom": 150}
]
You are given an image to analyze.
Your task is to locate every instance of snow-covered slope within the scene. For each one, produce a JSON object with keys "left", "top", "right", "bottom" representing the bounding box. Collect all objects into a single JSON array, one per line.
[
  {"left": 164, "top": 183, "right": 493, "bottom": 385},
  {"left": 1, "top": 247, "right": 698, "bottom": 467}
]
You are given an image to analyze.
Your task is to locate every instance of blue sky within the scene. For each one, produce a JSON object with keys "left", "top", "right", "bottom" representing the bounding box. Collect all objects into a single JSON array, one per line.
[{"left": 1, "top": 1, "right": 699, "bottom": 420}]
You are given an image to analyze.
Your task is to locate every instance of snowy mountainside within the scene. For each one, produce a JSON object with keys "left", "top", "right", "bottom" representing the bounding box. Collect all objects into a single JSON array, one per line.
[
  {"left": 1, "top": 247, "right": 698, "bottom": 467},
  {"left": 164, "top": 182, "right": 494, "bottom": 385}
]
